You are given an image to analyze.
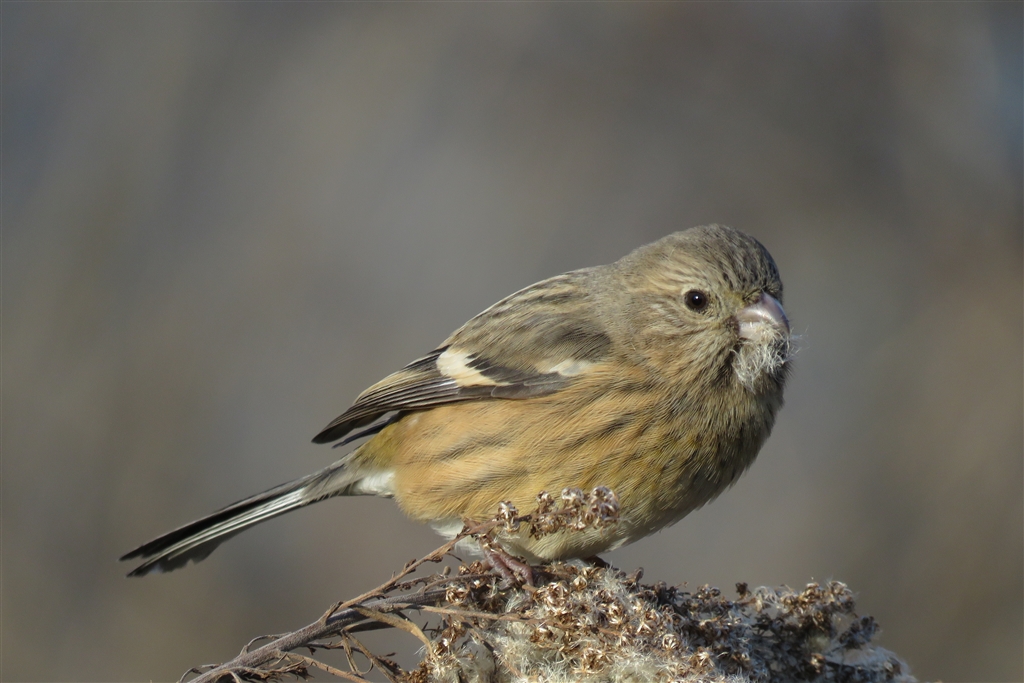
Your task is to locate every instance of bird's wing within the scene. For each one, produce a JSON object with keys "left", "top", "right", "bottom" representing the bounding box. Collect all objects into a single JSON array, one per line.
[{"left": 312, "top": 270, "right": 614, "bottom": 444}]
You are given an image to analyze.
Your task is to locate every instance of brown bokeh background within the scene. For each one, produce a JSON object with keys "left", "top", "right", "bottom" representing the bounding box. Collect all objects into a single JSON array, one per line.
[{"left": 3, "top": 4, "right": 1021, "bottom": 681}]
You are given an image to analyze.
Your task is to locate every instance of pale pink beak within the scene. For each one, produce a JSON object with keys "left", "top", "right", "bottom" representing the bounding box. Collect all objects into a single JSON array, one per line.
[{"left": 737, "top": 292, "right": 789, "bottom": 341}]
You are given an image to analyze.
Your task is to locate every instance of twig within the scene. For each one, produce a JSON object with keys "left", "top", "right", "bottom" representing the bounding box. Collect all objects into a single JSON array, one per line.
[
  {"left": 179, "top": 489, "right": 622, "bottom": 683},
  {"left": 184, "top": 588, "right": 450, "bottom": 683}
]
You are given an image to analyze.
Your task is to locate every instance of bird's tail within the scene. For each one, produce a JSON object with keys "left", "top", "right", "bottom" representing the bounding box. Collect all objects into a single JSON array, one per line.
[{"left": 120, "top": 460, "right": 361, "bottom": 577}]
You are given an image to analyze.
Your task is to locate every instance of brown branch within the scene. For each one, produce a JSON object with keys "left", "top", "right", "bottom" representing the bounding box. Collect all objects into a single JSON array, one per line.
[
  {"left": 171, "top": 488, "right": 912, "bottom": 683},
  {"left": 184, "top": 586, "right": 459, "bottom": 682},
  {"left": 180, "top": 517, "right": 517, "bottom": 683},
  {"left": 178, "top": 489, "right": 637, "bottom": 683},
  {"left": 181, "top": 528, "right": 483, "bottom": 683}
]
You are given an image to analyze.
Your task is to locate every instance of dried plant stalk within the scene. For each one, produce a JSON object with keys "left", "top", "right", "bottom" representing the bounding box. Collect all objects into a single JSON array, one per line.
[{"left": 179, "top": 489, "right": 915, "bottom": 683}]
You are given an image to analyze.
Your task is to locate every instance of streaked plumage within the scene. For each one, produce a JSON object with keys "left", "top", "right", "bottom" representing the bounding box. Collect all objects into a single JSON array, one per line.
[{"left": 122, "top": 224, "right": 790, "bottom": 576}]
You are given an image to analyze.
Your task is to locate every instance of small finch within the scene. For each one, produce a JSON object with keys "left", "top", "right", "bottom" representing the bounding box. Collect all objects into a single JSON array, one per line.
[{"left": 122, "top": 224, "right": 791, "bottom": 576}]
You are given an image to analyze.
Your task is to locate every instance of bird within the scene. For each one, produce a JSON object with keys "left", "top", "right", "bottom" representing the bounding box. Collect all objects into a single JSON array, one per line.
[{"left": 121, "top": 224, "right": 791, "bottom": 577}]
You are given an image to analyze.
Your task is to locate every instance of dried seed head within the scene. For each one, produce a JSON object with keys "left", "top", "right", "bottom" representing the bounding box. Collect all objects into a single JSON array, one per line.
[{"left": 497, "top": 500, "right": 520, "bottom": 531}]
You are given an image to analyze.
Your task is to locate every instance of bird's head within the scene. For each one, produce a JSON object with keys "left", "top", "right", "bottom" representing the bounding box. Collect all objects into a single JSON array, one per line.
[{"left": 613, "top": 224, "right": 791, "bottom": 395}]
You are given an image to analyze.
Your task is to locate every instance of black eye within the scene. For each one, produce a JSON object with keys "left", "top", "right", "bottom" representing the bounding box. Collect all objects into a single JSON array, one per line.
[{"left": 683, "top": 289, "right": 709, "bottom": 312}]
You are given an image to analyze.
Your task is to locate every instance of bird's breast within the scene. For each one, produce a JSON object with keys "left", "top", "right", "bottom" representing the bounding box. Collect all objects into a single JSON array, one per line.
[{"left": 349, "top": 368, "right": 779, "bottom": 560}]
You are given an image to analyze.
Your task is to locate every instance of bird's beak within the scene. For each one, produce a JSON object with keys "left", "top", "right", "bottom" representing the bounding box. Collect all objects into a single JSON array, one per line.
[{"left": 737, "top": 293, "right": 790, "bottom": 342}]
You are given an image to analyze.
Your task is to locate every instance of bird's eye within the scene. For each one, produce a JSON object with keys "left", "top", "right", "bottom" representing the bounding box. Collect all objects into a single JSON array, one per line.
[{"left": 683, "top": 289, "right": 710, "bottom": 312}]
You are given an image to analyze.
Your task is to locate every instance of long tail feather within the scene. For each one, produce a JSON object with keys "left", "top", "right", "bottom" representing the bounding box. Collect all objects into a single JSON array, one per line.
[{"left": 120, "top": 461, "right": 359, "bottom": 576}]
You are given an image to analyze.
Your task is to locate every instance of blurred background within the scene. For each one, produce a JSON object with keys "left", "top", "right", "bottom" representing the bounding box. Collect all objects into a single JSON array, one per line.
[{"left": 3, "top": 3, "right": 1021, "bottom": 681}]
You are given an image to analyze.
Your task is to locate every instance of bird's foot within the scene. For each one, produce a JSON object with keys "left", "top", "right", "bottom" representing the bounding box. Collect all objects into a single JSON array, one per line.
[{"left": 480, "top": 540, "right": 534, "bottom": 586}]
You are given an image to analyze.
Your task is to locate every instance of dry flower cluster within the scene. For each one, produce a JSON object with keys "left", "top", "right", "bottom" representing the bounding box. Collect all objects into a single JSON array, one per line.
[
  {"left": 181, "top": 489, "right": 915, "bottom": 683},
  {"left": 416, "top": 564, "right": 912, "bottom": 683}
]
